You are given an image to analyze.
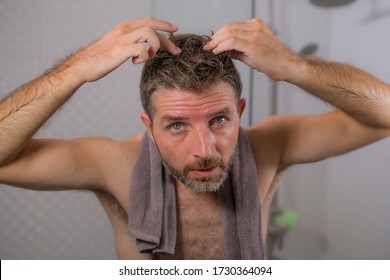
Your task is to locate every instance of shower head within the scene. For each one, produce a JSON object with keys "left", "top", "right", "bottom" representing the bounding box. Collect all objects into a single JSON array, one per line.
[{"left": 310, "top": 0, "right": 355, "bottom": 8}]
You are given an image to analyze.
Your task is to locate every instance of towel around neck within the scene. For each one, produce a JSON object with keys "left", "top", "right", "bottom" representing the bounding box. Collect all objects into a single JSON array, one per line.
[{"left": 128, "top": 128, "right": 265, "bottom": 259}]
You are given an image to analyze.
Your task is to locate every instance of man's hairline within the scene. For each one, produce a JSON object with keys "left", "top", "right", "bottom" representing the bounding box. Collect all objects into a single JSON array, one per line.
[{"left": 145, "top": 82, "right": 241, "bottom": 121}]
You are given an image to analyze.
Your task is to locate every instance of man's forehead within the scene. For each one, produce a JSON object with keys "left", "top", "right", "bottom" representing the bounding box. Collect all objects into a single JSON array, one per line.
[
  {"left": 153, "top": 83, "right": 236, "bottom": 105},
  {"left": 152, "top": 85, "right": 237, "bottom": 118},
  {"left": 160, "top": 106, "right": 235, "bottom": 122}
]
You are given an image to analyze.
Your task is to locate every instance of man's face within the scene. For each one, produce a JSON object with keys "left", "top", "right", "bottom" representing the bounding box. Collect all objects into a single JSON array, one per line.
[{"left": 141, "top": 83, "right": 245, "bottom": 193}]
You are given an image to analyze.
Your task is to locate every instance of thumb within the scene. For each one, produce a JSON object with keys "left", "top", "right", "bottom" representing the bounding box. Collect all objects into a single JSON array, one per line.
[{"left": 229, "top": 51, "right": 257, "bottom": 70}]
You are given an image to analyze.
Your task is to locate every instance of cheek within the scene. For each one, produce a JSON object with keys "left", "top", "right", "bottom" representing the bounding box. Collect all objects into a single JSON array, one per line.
[
  {"left": 154, "top": 134, "right": 188, "bottom": 165},
  {"left": 216, "top": 126, "right": 239, "bottom": 158}
]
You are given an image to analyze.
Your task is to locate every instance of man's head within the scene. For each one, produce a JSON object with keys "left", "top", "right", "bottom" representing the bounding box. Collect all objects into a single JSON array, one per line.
[
  {"left": 140, "top": 33, "right": 242, "bottom": 119},
  {"left": 140, "top": 34, "right": 245, "bottom": 193}
]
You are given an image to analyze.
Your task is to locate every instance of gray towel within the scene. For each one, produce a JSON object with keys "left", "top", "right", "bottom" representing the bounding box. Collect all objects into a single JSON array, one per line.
[{"left": 128, "top": 128, "right": 265, "bottom": 259}]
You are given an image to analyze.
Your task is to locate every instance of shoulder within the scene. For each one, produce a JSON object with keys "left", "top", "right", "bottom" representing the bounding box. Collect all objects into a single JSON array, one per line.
[
  {"left": 243, "top": 117, "right": 286, "bottom": 166},
  {"left": 73, "top": 134, "right": 142, "bottom": 161},
  {"left": 73, "top": 132, "right": 145, "bottom": 187},
  {"left": 92, "top": 133, "right": 144, "bottom": 168},
  {"left": 242, "top": 114, "right": 310, "bottom": 171}
]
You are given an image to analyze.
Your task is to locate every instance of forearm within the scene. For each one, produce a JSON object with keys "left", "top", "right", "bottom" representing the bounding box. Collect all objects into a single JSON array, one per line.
[
  {"left": 0, "top": 63, "right": 83, "bottom": 166},
  {"left": 286, "top": 57, "right": 390, "bottom": 128},
  {"left": 204, "top": 18, "right": 390, "bottom": 128},
  {"left": 0, "top": 18, "right": 180, "bottom": 167}
]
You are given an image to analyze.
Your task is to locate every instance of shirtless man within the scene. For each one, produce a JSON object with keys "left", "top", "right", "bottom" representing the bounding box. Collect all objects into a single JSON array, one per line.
[{"left": 1, "top": 17, "right": 390, "bottom": 259}]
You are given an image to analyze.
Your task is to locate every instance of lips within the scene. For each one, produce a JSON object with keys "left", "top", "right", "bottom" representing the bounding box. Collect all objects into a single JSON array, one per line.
[{"left": 189, "top": 167, "right": 219, "bottom": 177}]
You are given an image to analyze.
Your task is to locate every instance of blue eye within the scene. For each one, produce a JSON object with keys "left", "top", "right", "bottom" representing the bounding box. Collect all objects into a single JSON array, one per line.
[
  {"left": 213, "top": 117, "right": 226, "bottom": 125},
  {"left": 170, "top": 123, "right": 183, "bottom": 131}
]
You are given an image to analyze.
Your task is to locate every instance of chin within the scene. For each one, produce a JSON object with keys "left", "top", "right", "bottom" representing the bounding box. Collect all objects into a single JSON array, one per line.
[{"left": 183, "top": 176, "right": 227, "bottom": 193}]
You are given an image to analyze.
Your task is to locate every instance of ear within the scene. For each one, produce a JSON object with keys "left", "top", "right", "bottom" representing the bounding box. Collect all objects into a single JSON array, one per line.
[
  {"left": 238, "top": 98, "right": 246, "bottom": 118},
  {"left": 140, "top": 112, "right": 154, "bottom": 140}
]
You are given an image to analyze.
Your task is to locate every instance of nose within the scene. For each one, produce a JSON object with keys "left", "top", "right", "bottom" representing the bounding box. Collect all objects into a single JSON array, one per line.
[{"left": 191, "top": 127, "right": 216, "bottom": 159}]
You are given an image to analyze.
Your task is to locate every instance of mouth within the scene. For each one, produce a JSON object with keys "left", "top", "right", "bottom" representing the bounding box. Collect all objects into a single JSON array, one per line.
[{"left": 189, "top": 167, "right": 219, "bottom": 177}]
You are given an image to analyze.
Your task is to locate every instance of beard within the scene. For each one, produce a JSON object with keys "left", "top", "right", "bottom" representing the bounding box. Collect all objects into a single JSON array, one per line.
[{"left": 160, "top": 149, "right": 236, "bottom": 193}]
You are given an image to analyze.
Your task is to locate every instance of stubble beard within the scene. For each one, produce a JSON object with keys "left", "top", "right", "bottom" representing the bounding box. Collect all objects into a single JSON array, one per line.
[{"left": 160, "top": 149, "right": 236, "bottom": 193}]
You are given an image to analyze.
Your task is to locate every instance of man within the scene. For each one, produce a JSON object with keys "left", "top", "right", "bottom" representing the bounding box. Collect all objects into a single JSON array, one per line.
[{"left": 0, "top": 17, "right": 390, "bottom": 259}]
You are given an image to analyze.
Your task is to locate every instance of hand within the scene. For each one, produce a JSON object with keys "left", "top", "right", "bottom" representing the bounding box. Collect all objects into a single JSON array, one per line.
[
  {"left": 65, "top": 17, "right": 181, "bottom": 83},
  {"left": 203, "top": 18, "right": 299, "bottom": 81}
]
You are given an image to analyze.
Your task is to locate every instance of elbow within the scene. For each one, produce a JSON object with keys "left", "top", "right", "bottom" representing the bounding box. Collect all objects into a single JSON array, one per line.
[
  {"left": 0, "top": 150, "right": 19, "bottom": 169},
  {"left": 371, "top": 89, "right": 390, "bottom": 128},
  {"left": 0, "top": 158, "right": 12, "bottom": 169},
  {"left": 372, "top": 101, "right": 390, "bottom": 128},
  {"left": 350, "top": 93, "right": 390, "bottom": 129},
  {"left": 358, "top": 107, "right": 390, "bottom": 129}
]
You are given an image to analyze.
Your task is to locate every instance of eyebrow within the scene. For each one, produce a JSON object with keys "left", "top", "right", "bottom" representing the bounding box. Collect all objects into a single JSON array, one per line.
[
  {"left": 160, "top": 107, "right": 235, "bottom": 123},
  {"left": 207, "top": 107, "right": 234, "bottom": 118},
  {"left": 161, "top": 115, "right": 190, "bottom": 123}
]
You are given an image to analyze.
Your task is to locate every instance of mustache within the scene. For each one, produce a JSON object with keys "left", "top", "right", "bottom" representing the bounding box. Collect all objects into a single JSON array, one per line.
[{"left": 183, "top": 157, "right": 225, "bottom": 175}]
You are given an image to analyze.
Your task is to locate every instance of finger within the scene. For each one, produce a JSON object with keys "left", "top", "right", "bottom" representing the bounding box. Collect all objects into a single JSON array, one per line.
[
  {"left": 204, "top": 19, "right": 262, "bottom": 51},
  {"left": 213, "top": 18, "right": 264, "bottom": 36},
  {"left": 205, "top": 29, "right": 253, "bottom": 55},
  {"left": 104, "top": 42, "right": 149, "bottom": 67},
  {"left": 131, "top": 43, "right": 149, "bottom": 64},
  {"left": 124, "top": 27, "right": 161, "bottom": 58},
  {"left": 127, "top": 17, "right": 178, "bottom": 33},
  {"left": 209, "top": 35, "right": 250, "bottom": 56},
  {"left": 126, "top": 28, "right": 180, "bottom": 58},
  {"left": 105, "top": 28, "right": 156, "bottom": 65},
  {"left": 204, "top": 28, "right": 243, "bottom": 51},
  {"left": 156, "top": 32, "right": 181, "bottom": 56},
  {"left": 229, "top": 51, "right": 256, "bottom": 69},
  {"left": 214, "top": 20, "right": 254, "bottom": 36}
]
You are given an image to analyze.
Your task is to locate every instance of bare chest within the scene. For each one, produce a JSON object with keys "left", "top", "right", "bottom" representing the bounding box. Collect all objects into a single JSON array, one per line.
[
  {"left": 108, "top": 145, "right": 281, "bottom": 259},
  {"left": 158, "top": 186, "right": 223, "bottom": 260}
]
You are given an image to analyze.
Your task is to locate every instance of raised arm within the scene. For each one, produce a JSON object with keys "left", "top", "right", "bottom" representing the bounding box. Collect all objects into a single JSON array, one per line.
[
  {"left": 204, "top": 18, "right": 390, "bottom": 128},
  {"left": 0, "top": 18, "right": 180, "bottom": 190},
  {"left": 286, "top": 54, "right": 390, "bottom": 129},
  {"left": 204, "top": 18, "right": 390, "bottom": 167}
]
